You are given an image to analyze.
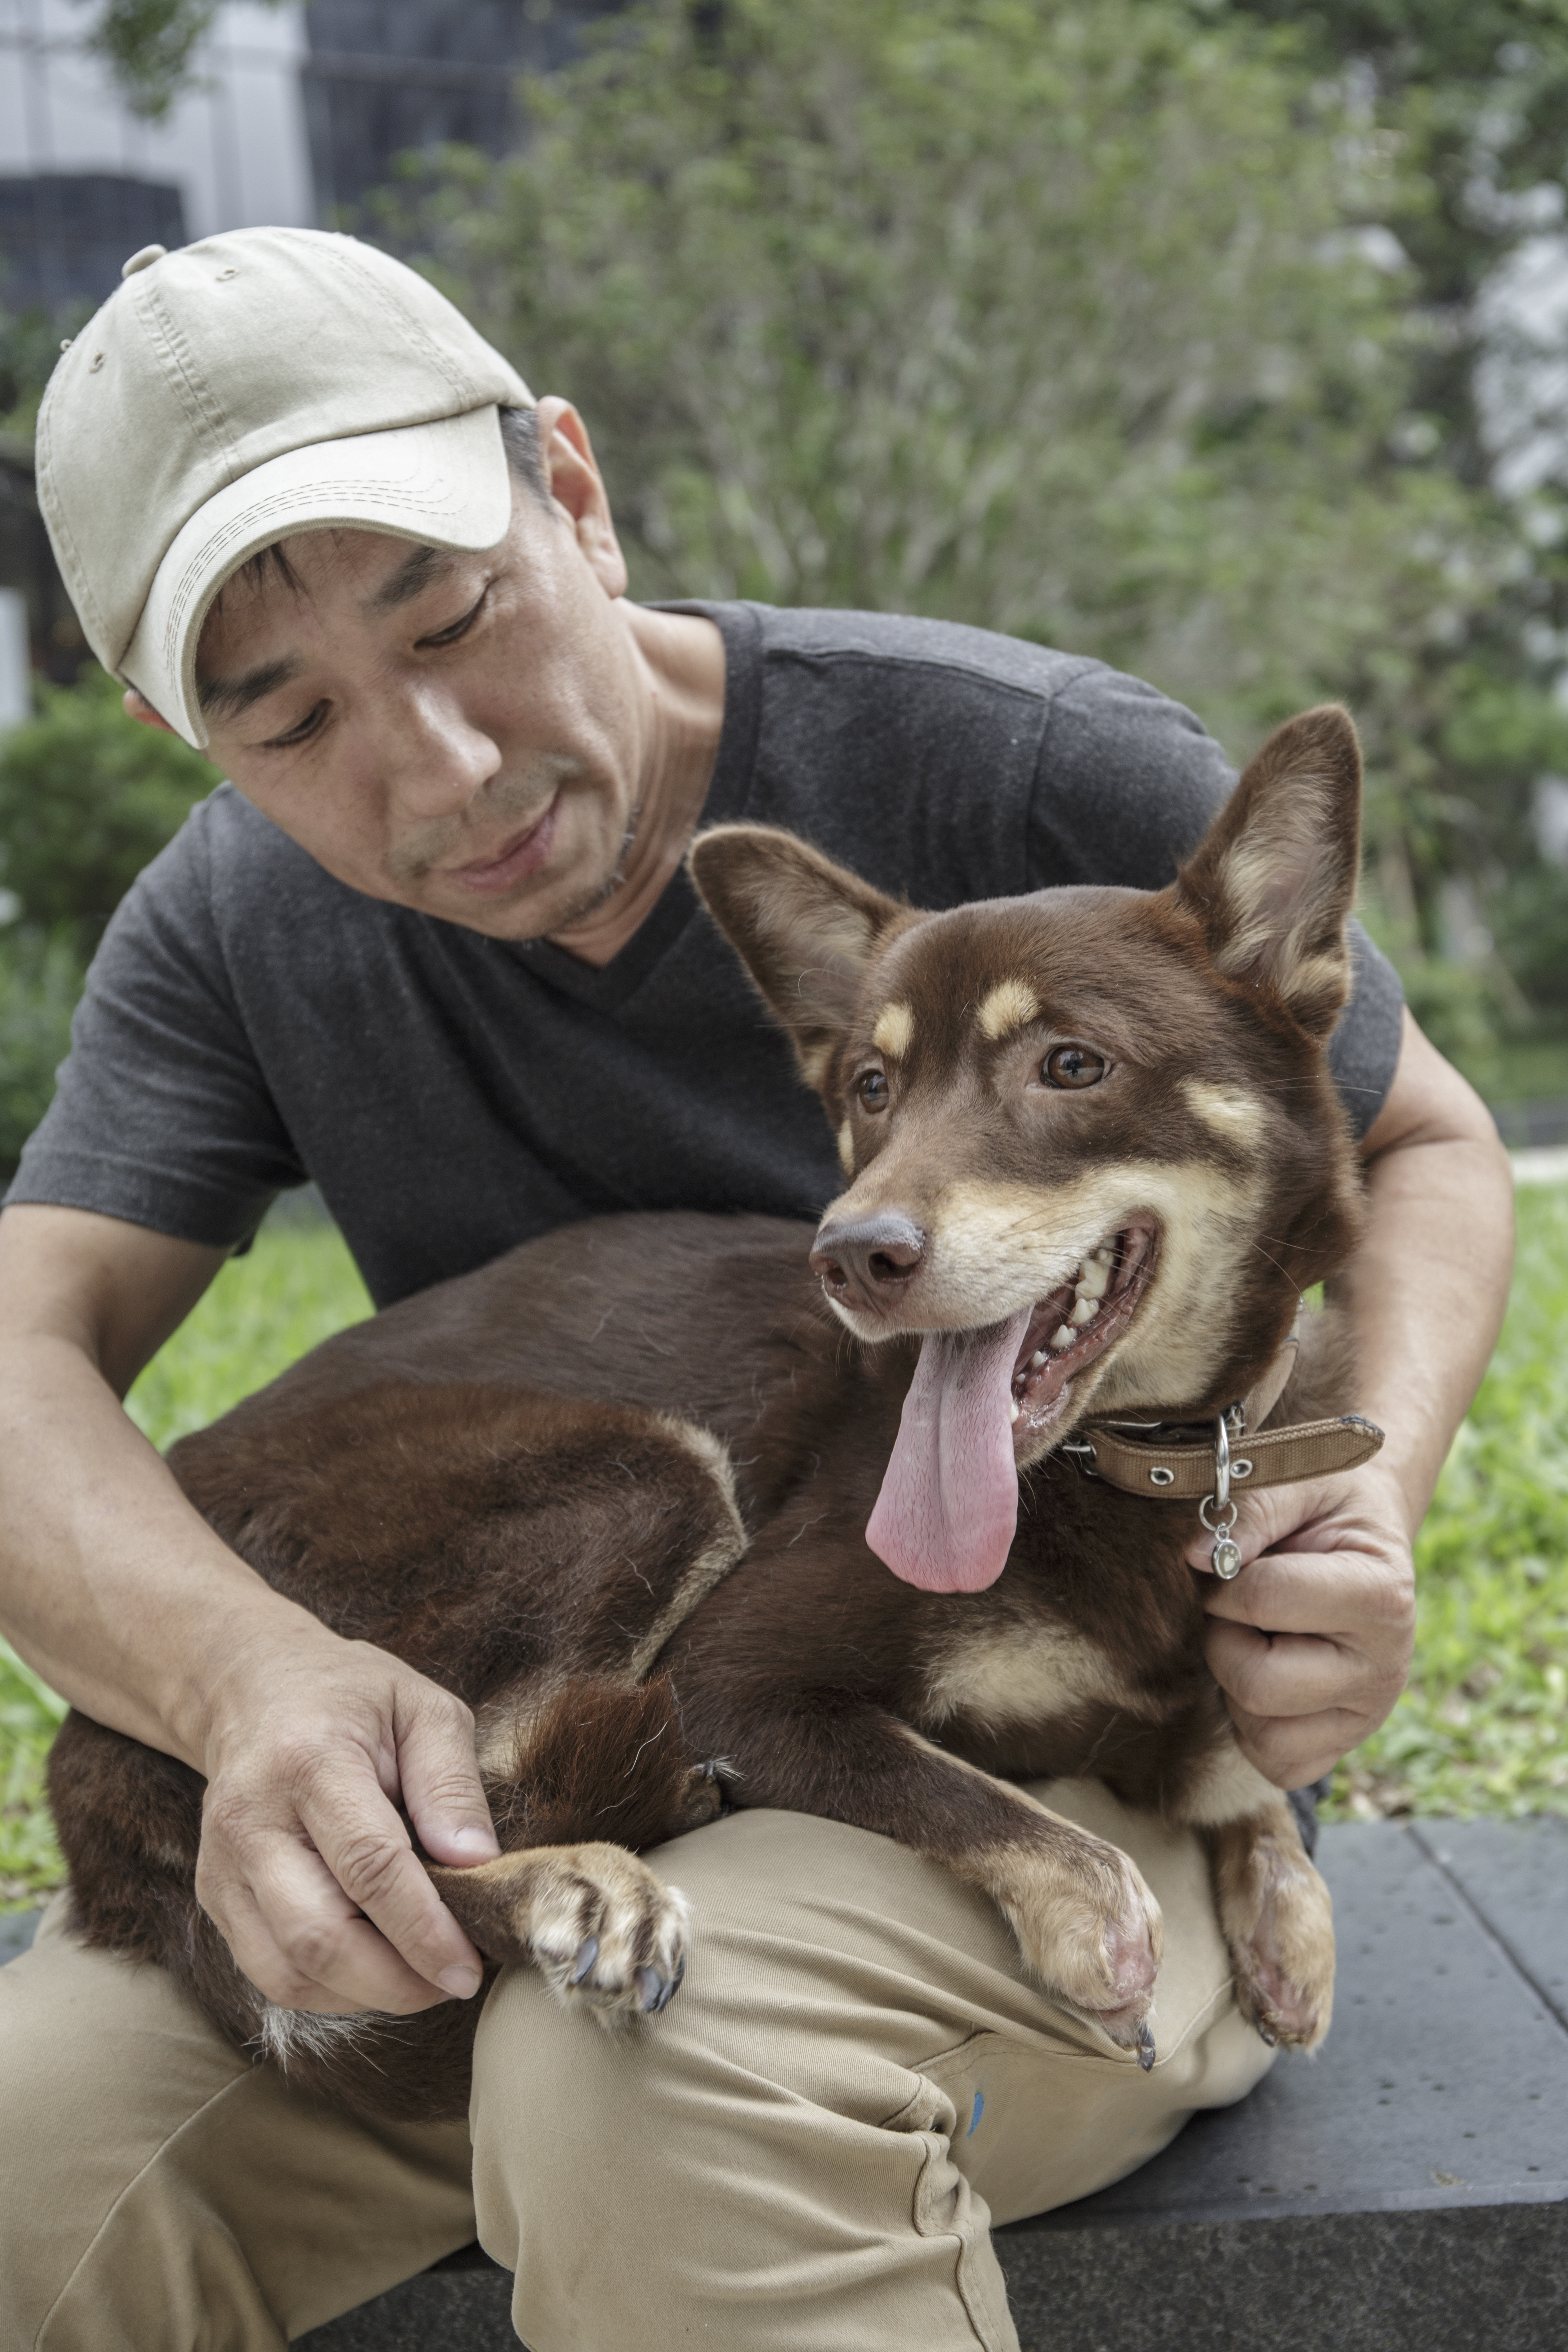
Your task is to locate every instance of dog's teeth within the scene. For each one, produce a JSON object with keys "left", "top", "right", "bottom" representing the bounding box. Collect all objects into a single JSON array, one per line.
[
  {"left": 1092, "top": 1245, "right": 1114, "bottom": 1267},
  {"left": 1049, "top": 1325, "right": 1074, "bottom": 1351},
  {"left": 1009, "top": 1399, "right": 1020, "bottom": 1423},
  {"left": 1070, "top": 1295, "right": 1098, "bottom": 1326},
  {"left": 1075, "top": 1260, "right": 1110, "bottom": 1300},
  {"left": 1030, "top": 1349, "right": 1047, "bottom": 1368}
]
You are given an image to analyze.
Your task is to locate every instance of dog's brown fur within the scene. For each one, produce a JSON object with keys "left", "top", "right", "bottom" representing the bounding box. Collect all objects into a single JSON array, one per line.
[{"left": 49, "top": 704, "right": 1368, "bottom": 2123}]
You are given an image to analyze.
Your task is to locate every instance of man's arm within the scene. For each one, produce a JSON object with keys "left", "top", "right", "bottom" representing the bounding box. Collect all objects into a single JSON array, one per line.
[
  {"left": 1188, "top": 1009, "right": 1515, "bottom": 1786},
  {"left": 0, "top": 1203, "right": 499, "bottom": 2010}
]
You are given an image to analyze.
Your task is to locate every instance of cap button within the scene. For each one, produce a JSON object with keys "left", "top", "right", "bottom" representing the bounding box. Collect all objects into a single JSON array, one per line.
[{"left": 121, "top": 244, "right": 167, "bottom": 279}]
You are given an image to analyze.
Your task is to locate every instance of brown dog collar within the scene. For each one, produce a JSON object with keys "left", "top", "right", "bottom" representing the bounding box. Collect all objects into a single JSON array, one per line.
[
  {"left": 1070, "top": 1414, "right": 1385, "bottom": 1503},
  {"left": 1066, "top": 1320, "right": 1384, "bottom": 1579}
]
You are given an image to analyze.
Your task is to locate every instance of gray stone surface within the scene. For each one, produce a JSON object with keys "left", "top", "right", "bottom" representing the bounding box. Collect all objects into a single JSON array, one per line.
[
  {"left": 998, "top": 2204, "right": 1568, "bottom": 2352},
  {"left": 297, "top": 2251, "right": 516, "bottom": 2352},
  {"left": 1408, "top": 1815, "right": 1568, "bottom": 2031},
  {"left": 0, "top": 1908, "right": 40, "bottom": 1965}
]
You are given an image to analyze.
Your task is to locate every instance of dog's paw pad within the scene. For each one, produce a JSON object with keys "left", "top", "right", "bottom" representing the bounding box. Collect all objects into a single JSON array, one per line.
[{"left": 527, "top": 1847, "right": 692, "bottom": 2027}]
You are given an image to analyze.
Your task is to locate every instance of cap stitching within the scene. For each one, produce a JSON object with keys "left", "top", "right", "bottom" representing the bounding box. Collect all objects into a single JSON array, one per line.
[
  {"left": 140, "top": 281, "right": 243, "bottom": 477},
  {"left": 34, "top": 380, "right": 112, "bottom": 656}
]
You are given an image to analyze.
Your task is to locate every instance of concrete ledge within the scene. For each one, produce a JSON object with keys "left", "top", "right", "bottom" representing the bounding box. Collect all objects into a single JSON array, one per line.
[{"left": 10, "top": 1819, "right": 1567, "bottom": 2349}]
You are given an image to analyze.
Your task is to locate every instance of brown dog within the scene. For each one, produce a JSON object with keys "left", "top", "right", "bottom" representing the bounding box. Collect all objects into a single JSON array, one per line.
[{"left": 48, "top": 704, "right": 1373, "bottom": 2124}]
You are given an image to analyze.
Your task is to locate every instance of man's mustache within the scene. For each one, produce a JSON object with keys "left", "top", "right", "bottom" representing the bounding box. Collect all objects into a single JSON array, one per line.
[{"left": 386, "top": 762, "right": 577, "bottom": 886}]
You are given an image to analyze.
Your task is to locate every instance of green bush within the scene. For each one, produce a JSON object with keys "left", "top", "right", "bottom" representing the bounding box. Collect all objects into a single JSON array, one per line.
[
  {"left": 0, "top": 926, "right": 87, "bottom": 1176},
  {"left": 0, "top": 664, "right": 212, "bottom": 938}
]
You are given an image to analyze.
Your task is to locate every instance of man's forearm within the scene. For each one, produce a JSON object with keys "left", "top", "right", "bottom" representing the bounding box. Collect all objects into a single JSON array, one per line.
[
  {"left": 1331, "top": 1012, "right": 1514, "bottom": 1534},
  {"left": 0, "top": 1327, "right": 330, "bottom": 1768}
]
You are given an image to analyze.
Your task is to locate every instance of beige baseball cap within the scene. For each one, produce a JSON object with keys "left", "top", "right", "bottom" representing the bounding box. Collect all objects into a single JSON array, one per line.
[{"left": 36, "top": 226, "right": 534, "bottom": 748}]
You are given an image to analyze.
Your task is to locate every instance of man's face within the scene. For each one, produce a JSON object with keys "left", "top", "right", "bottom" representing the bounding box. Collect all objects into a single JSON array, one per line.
[{"left": 190, "top": 426, "right": 648, "bottom": 942}]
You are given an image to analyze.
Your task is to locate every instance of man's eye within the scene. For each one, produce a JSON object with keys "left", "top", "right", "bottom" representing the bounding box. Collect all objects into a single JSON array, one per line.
[
  {"left": 856, "top": 1069, "right": 890, "bottom": 1111},
  {"left": 1043, "top": 1045, "right": 1107, "bottom": 1089},
  {"left": 421, "top": 591, "right": 487, "bottom": 648},
  {"left": 266, "top": 700, "right": 328, "bottom": 748}
]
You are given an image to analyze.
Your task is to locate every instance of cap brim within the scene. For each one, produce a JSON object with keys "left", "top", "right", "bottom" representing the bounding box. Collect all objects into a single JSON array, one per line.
[{"left": 122, "top": 405, "right": 515, "bottom": 747}]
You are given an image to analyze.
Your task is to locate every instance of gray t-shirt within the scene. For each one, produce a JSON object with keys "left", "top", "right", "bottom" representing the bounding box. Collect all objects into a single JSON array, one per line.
[{"left": 10, "top": 603, "right": 1403, "bottom": 1308}]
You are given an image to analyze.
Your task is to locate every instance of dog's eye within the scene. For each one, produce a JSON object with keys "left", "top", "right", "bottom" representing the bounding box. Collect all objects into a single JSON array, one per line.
[
  {"left": 1044, "top": 1045, "right": 1106, "bottom": 1089},
  {"left": 856, "top": 1069, "right": 890, "bottom": 1111}
]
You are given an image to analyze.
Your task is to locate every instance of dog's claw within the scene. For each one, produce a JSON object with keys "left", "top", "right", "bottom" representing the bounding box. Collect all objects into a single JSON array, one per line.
[
  {"left": 569, "top": 1935, "right": 599, "bottom": 1987},
  {"left": 635, "top": 1964, "right": 667, "bottom": 2013},
  {"left": 1136, "top": 2020, "right": 1156, "bottom": 2072}
]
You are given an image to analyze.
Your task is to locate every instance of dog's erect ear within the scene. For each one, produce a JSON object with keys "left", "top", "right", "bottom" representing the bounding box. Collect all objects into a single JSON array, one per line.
[
  {"left": 1173, "top": 704, "right": 1363, "bottom": 1038},
  {"left": 690, "top": 825, "right": 909, "bottom": 1091}
]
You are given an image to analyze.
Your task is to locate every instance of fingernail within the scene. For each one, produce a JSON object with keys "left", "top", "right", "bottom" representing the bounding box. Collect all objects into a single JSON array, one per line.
[
  {"left": 439, "top": 1966, "right": 481, "bottom": 1998},
  {"left": 448, "top": 1827, "right": 499, "bottom": 1859}
]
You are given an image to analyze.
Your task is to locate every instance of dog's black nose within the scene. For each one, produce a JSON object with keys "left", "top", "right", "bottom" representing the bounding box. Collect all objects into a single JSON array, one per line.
[{"left": 810, "top": 1212, "right": 926, "bottom": 1309}]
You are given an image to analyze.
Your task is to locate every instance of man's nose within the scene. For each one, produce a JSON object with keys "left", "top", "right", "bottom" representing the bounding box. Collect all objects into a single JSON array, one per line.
[
  {"left": 809, "top": 1212, "right": 926, "bottom": 1312},
  {"left": 379, "top": 682, "right": 501, "bottom": 814}
]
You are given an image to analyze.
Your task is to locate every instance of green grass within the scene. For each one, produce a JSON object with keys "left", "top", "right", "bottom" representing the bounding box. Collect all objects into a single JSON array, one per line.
[
  {"left": 0, "top": 1221, "right": 369, "bottom": 1905},
  {"left": 1327, "top": 1180, "right": 1568, "bottom": 1822},
  {"left": 3, "top": 1196, "right": 1567, "bottom": 1903}
]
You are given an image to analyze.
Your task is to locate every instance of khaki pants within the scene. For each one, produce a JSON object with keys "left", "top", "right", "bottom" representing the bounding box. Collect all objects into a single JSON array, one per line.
[{"left": 0, "top": 1783, "right": 1272, "bottom": 2350}]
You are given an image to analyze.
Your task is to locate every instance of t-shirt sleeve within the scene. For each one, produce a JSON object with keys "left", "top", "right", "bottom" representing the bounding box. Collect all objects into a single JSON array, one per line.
[
  {"left": 5, "top": 802, "right": 306, "bottom": 1245},
  {"left": 1026, "top": 663, "right": 1405, "bottom": 1139}
]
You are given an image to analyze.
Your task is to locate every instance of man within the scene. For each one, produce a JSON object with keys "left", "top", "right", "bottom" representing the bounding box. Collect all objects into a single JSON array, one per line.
[{"left": 0, "top": 229, "right": 1511, "bottom": 2351}]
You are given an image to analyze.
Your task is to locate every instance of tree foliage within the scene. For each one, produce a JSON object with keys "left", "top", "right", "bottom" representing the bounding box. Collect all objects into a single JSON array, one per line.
[
  {"left": 381, "top": 0, "right": 1568, "bottom": 1035},
  {"left": 73, "top": 0, "right": 234, "bottom": 122}
]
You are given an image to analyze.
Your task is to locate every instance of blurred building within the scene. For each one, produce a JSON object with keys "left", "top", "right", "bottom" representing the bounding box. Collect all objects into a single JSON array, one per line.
[
  {"left": 0, "top": 0, "right": 617, "bottom": 686},
  {"left": 303, "top": 1, "right": 622, "bottom": 220}
]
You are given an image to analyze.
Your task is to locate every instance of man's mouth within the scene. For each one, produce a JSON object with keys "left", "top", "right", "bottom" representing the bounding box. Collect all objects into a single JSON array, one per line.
[
  {"left": 443, "top": 797, "right": 559, "bottom": 896},
  {"left": 864, "top": 1223, "right": 1158, "bottom": 1595}
]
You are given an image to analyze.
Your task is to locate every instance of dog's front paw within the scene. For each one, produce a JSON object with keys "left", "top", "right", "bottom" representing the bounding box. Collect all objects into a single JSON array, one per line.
[
  {"left": 1216, "top": 1824, "right": 1335, "bottom": 2051},
  {"left": 429, "top": 1843, "right": 690, "bottom": 2024},
  {"left": 989, "top": 1831, "right": 1165, "bottom": 2064}
]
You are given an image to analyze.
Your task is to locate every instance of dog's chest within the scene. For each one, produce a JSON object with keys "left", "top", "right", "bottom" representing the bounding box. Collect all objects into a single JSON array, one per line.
[{"left": 916, "top": 1617, "right": 1163, "bottom": 1741}]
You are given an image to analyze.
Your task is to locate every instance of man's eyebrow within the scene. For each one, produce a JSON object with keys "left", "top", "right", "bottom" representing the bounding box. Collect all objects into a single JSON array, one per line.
[
  {"left": 365, "top": 543, "right": 455, "bottom": 616},
  {"left": 197, "top": 655, "right": 305, "bottom": 722}
]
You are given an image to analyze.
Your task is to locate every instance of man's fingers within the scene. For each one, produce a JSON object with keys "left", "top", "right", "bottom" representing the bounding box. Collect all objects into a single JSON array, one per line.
[
  {"left": 1203, "top": 1617, "right": 1373, "bottom": 1719},
  {"left": 201, "top": 1843, "right": 454, "bottom": 2015},
  {"left": 1223, "top": 1683, "right": 1369, "bottom": 1789},
  {"left": 295, "top": 1761, "right": 487, "bottom": 1998},
  {"left": 395, "top": 1687, "right": 501, "bottom": 1869}
]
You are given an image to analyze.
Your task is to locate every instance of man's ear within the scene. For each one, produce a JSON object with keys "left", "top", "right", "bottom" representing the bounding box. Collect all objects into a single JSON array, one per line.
[
  {"left": 690, "top": 825, "right": 909, "bottom": 1092},
  {"left": 1172, "top": 704, "right": 1363, "bottom": 1038},
  {"left": 535, "top": 396, "right": 627, "bottom": 599},
  {"left": 123, "top": 687, "right": 180, "bottom": 737}
]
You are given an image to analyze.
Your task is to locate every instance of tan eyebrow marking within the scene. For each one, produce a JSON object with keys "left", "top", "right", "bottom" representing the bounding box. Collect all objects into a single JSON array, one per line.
[
  {"left": 872, "top": 1002, "right": 915, "bottom": 1058},
  {"left": 976, "top": 980, "right": 1040, "bottom": 1040},
  {"left": 1182, "top": 1079, "right": 1266, "bottom": 1149}
]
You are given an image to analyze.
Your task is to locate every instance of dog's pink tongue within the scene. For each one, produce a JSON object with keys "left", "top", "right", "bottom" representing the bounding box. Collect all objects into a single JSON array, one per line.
[{"left": 866, "top": 1308, "right": 1032, "bottom": 1592}]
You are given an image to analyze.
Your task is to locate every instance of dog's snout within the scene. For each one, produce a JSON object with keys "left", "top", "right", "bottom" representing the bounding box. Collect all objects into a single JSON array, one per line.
[{"left": 810, "top": 1212, "right": 926, "bottom": 1310}]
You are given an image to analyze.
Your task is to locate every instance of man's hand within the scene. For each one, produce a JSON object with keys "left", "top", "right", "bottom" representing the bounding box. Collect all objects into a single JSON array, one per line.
[
  {"left": 1185, "top": 1007, "right": 1510, "bottom": 1792},
  {"left": 194, "top": 1623, "right": 502, "bottom": 2015},
  {"left": 1185, "top": 1463, "right": 1415, "bottom": 1788}
]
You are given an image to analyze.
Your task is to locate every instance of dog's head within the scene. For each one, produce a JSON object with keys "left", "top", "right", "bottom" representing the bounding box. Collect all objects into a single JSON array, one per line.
[{"left": 691, "top": 704, "right": 1368, "bottom": 1592}]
